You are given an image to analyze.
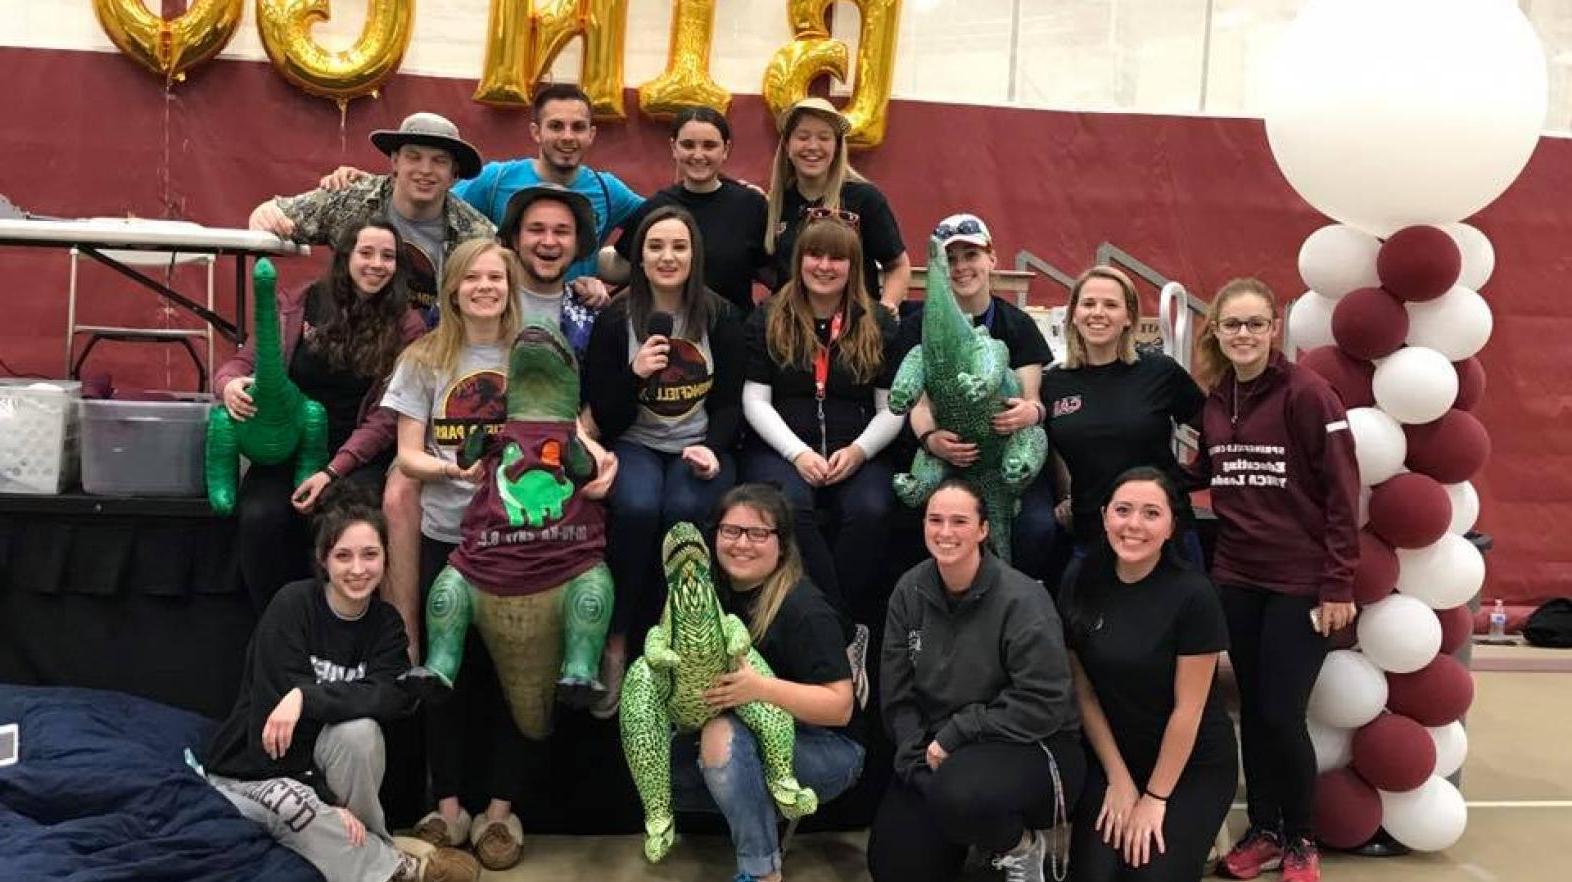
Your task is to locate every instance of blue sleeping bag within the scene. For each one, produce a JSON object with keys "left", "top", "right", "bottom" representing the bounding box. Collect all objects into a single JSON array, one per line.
[{"left": 0, "top": 685, "right": 320, "bottom": 882}]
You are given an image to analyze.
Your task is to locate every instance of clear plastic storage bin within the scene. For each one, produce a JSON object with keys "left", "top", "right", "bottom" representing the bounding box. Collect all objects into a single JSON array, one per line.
[
  {"left": 0, "top": 380, "right": 81, "bottom": 494},
  {"left": 79, "top": 394, "right": 213, "bottom": 496}
]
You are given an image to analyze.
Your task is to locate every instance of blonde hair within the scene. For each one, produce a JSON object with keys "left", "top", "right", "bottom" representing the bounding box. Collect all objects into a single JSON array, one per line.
[
  {"left": 399, "top": 239, "right": 524, "bottom": 374},
  {"left": 765, "top": 218, "right": 884, "bottom": 384},
  {"left": 1194, "top": 277, "right": 1279, "bottom": 390},
  {"left": 1062, "top": 265, "right": 1140, "bottom": 369},
  {"left": 764, "top": 109, "right": 868, "bottom": 256}
]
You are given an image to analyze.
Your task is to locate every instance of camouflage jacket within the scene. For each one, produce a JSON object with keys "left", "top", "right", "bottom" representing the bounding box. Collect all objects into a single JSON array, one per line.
[{"left": 273, "top": 174, "right": 496, "bottom": 251}]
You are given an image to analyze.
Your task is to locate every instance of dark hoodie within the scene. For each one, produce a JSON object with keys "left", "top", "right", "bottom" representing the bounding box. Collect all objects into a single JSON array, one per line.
[
  {"left": 1194, "top": 351, "right": 1360, "bottom": 602},
  {"left": 880, "top": 553, "right": 1079, "bottom": 782}
]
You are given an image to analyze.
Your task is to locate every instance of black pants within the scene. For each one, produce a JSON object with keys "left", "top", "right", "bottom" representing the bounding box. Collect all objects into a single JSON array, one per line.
[
  {"left": 1070, "top": 752, "right": 1236, "bottom": 882},
  {"left": 867, "top": 733, "right": 1085, "bottom": 882},
  {"left": 1220, "top": 582, "right": 1329, "bottom": 839}
]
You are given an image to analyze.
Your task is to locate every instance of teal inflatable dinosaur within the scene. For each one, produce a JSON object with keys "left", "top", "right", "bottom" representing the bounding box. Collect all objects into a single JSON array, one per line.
[{"left": 205, "top": 259, "right": 328, "bottom": 514}]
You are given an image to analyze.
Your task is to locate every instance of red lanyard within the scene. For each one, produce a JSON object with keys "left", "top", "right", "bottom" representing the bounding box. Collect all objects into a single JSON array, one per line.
[{"left": 813, "top": 309, "right": 845, "bottom": 401}]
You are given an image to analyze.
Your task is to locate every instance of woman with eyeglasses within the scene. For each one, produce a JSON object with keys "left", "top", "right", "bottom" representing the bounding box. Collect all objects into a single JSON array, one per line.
[
  {"left": 1039, "top": 266, "right": 1206, "bottom": 568},
  {"left": 584, "top": 204, "right": 746, "bottom": 718},
  {"left": 657, "top": 483, "right": 862, "bottom": 882},
  {"left": 764, "top": 98, "right": 909, "bottom": 315},
  {"left": 1191, "top": 280, "right": 1359, "bottom": 882},
  {"left": 742, "top": 216, "right": 903, "bottom": 619}
]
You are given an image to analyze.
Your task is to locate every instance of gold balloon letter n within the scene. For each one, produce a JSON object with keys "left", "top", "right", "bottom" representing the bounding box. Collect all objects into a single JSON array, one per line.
[
  {"left": 256, "top": 0, "right": 416, "bottom": 110},
  {"left": 763, "top": 0, "right": 902, "bottom": 148},
  {"left": 475, "top": 0, "right": 630, "bottom": 120},
  {"left": 92, "top": 0, "right": 243, "bottom": 84}
]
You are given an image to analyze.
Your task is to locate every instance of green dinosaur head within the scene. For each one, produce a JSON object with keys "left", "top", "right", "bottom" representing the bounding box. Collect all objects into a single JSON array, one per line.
[
  {"left": 662, "top": 522, "right": 719, "bottom": 623},
  {"left": 921, "top": 235, "right": 974, "bottom": 347},
  {"left": 505, "top": 317, "right": 580, "bottom": 420}
]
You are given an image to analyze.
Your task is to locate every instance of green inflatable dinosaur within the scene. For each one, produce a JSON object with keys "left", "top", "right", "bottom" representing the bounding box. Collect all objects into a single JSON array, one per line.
[
  {"left": 887, "top": 236, "right": 1048, "bottom": 561},
  {"left": 206, "top": 258, "right": 328, "bottom": 515},
  {"left": 618, "top": 522, "right": 816, "bottom": 863}
]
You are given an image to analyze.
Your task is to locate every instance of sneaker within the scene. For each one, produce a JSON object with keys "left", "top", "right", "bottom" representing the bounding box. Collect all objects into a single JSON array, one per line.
[
  {"left": 990, "top": 829, "right": 1047, "bottom": 882},
  {"left": 412, "top": 807, "right": 471, "bottom": 848},
  {"left": 731, "top": 875, "right": 757, "bottom": 882},
  {"left": 590, "top": 650, "right": 626, "bottom": 720},
  {"left": 846, "top": 623, "right": 871, "bottom": 710},
  {"left": 1216, "top": 826, "right": 1283, "bottom": 880},
  {"left": 469, "top": 812, "right": 525, "bottom": 871},
  {"left": 1280, "top": 837, "right": 1321, "bottom": 882}
]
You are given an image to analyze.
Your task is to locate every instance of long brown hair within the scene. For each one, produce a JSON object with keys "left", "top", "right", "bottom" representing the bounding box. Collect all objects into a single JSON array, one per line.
[
  {"left": 765, "top": 218, "right": 884, "bottom": 384},
  {"left": 764, "top": 107, "right": 867, "bottom": 256},
  {"left": 1062, "top": 265, "right": 1140, "bottom": 369},
  {"left": 619, "top": 204, "right": 716, "bottom": 342},
  {"left": 714, "top": 483, "right": 805, "bottom": 643},
  {"left": 399, "top": 239, "right": 523, "bottom": 374},
  {"left": 306, "top": 220, "right": 411, "bottom": 378},
  {"left": 1194, "top": 277, "right": 1279, "bottom": 390}
]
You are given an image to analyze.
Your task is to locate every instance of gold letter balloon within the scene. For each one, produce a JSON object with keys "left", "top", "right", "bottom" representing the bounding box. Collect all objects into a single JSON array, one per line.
[
  {"left": 475, "top": 0, "right": 630, "bottom": 120},
  {"left": 637, "top": 0, "right": 729, "bottom": 118},
  {"left": 91, "top": 0, "right": 243, "bottom": 84},
  {"left": 256, "top": 0, "right": 416, "bottom": 110},
  {"left": 763, "top": 0, "right": 902, "bottom": 148}
]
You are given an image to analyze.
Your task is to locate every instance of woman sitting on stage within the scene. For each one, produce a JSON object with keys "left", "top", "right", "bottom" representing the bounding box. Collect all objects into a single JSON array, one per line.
[{"left": 216, "top": 219, "right": 425, "bottom": 612}]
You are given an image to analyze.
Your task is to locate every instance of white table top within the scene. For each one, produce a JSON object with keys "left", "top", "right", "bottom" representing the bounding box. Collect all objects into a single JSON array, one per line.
[{"left": 0, "top": 218, "right": 309, "bottom": 256}]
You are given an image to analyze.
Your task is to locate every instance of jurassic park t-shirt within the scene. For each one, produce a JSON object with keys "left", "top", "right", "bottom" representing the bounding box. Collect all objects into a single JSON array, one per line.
[
  {"left": 619, "top": 314, "right": 713, "bottom": 454},
  {"left": 449, "top": 421, "right": 607, "bottom": 596}
]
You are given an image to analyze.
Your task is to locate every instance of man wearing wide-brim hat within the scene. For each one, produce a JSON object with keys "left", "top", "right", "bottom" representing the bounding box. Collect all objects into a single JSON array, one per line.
[
  {"left": 247, "top": 112, "right": 496, "bottom": 323},
  {"left": 495, "top": 182, "right": 601, "bottom": 360}
]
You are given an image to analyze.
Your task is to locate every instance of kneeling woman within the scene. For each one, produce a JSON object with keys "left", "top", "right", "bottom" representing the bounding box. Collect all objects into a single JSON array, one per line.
[
  {"left": 869, "top": 478, "right": 1084, "bottom": 882},
  {"left": 203, "top": 494, "right": 460, "bottom": 882},
  {"left": 1062, "top": 467, "right": 1237, "bottom": 881}
]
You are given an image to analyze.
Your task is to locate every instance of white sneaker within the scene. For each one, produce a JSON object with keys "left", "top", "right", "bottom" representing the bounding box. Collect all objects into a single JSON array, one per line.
[{"left": 991, "top": 829, "right": 1047, "bottom": 882}]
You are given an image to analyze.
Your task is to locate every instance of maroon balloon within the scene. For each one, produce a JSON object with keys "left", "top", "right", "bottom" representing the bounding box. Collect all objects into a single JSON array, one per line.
[
  {"left": 1298, "top": 346, "right": 1376, "bottom": 408},
  {"left": 1453, "top": 358, "right": 1486, "bottom": 411},
  {"left": 1331, "top": 288, "right": 1409, "bottom": 360},
  {"left": 1351, "top": 713, "right": 1437, "bottom": 792},
  {"left": 1353, "top": 529, "right": 1400, "bottom": 605},
  {"left": 1404, "top": 410, "right": 1491, "bottom": 484},
  {"left": 1437, "top": 604, "right": 1473, "bottom": 655},
  {"left": 1367, "top": 473, "right": 1452, "bottom": 549},
  {"left": 1387, "top": 654, "right": 1475, "bottom": 726},
  {"left": 1377, "top": 226, "right": 1462, "bottom": 302},
  {"left": 1315, "top": 769, "right": 1384, "bottom": 850}
]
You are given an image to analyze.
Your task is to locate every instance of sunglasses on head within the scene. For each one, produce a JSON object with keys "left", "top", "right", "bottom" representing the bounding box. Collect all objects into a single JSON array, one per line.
[
  {"left": 934, "top": 217, "right": 984, "bottom": 241},
  {"left": 802, "top": 206, "right": 861, "bottom": 230}
]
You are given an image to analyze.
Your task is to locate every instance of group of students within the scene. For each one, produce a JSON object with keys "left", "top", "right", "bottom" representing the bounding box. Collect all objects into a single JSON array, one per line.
[{"left": 202, "top": 82, "right": 1361, "bottom": 882}]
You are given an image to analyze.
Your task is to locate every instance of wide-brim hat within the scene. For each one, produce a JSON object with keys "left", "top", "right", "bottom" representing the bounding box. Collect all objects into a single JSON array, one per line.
[
  {"left": 777, "top": 96, "right": 851, "bottom": 135},
  {"left": 370, "top": 112, "right": 483, "bottom": 180},
  {"left": 497, "top": 184, "right": 597, "bottom": 261}
]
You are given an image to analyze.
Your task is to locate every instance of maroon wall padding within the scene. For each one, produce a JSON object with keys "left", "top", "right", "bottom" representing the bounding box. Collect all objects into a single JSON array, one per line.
[{"left": 4, "top": 46, "right": 1571, "bottom": 603}]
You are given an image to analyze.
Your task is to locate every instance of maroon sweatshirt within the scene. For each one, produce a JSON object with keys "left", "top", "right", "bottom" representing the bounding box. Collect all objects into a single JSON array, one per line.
[{"left": 1195, "top": 351, "right": 1360, "bottom": 602}]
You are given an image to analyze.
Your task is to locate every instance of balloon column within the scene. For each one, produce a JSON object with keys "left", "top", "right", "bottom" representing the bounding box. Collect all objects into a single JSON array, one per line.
[{"left": 1265, "top": 0, "right": 1547, "bottom": 855}]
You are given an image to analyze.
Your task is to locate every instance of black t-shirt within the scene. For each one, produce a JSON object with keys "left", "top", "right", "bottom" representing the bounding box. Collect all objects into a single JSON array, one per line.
[
  {"left": 894, "top": 295, "right": 1053, "bottom": 369},
  {"left": 721, "top": 576, "right": 856, "bottom": 734},
  {"left": 744, "top": 300, "right": 900, "bottom": 456},
  {"left": 1040, "top": 353, "right": 1205, "bottom": 544},
  {"left": 770, "top": 181, "right": 906, "bottom": 302},
  {"left": 1065, "top": 560, "right": 1233, "bottom": 775},
  {"left": 615, "top": 180, "right": 769, "bottom": 315},
  {"left": 291, "top": 287, "right": 378, "bottom": 452}
]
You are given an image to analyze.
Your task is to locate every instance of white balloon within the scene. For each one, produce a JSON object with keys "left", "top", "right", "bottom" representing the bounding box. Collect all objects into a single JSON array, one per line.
[
  {"left": 1309, "top": 718, "right": 1354, "bottom": 772},
  {"left": 1443, "top": 223, "right": 1496, "bottom": 290},
  {"left": 1444, "top": 482, "right": 1480, "bottom": 535},
  {"left": 1373, "top": 347, "right": 1460, "bottom": 424},
  {"left": 1357, "top": 594, "right": 1443, "bottom": 673},
  {"left": 1309, "top": 649, "right": 1389, "bottom": 729},
  {"left": 1380, "top": 776, "right": 1469, "bottom": 851},
  {"left": 1299, "top": 225, "right": 1381, "bottom": 299},
  {"left": 1428, "top": 721, "right": 1470, "bottom": 779},
  {"left": 1287, "top": 291, "right": 1338, "bottom": 353},
  {"left": 1396, "top": 534, "right": 1486, "bottom": 610},
  {"left": 1264, "top": 0, "right": 1547, "bottom": 237},
  {"left": 1406, "top": 286, "right": 1495, "bottom": 361},
  {"left": 1347, "top": 407, "right": 1408, "bottom": 486}
]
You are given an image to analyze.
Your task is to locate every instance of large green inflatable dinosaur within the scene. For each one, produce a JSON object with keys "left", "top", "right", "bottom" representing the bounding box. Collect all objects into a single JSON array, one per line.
[
  {"left": 618, "top": 522, "right": 816, "bottom": 863},
  {"left": 887, "top": 237, "right": 1048, "bottom": 561},
  {"left": 206, "top": 258, "right": 328, "bottom": 514}
]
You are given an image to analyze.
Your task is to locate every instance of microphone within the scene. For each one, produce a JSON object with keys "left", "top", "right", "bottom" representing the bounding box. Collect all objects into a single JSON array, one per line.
[{"left": 647, "top": 311, "right": 674, "bottom": 340}]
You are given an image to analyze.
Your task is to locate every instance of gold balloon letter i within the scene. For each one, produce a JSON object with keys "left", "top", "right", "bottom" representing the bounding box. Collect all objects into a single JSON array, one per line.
[
  {"left": 638, "top": 0, "right": 730, "bottom": 118},
  {"left": 475, "top": 0, "right": 630, "bottom": 120},
  {"left": 256, "top": 0, "right": 416, "bottom": 110},
  {"left": 91, "top": 0, "right": 243, "bottom": 84},
  {"left": 763, "top": 0, "right": 902, "bottom": 148}
]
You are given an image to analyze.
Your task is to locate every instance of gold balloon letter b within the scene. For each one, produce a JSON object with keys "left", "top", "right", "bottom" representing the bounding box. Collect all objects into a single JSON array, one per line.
[
  {"left": 91, "top": 0, "right": 243, "bottom": 84},
  {"left": 475, "top": 0, "right": 630, "bottom": 120},
  {"left": 763, "top": 0, "right": 903, "bottom": 148},
  {"left": 256, "top": 0, "right": 416, "bottom": 109}
]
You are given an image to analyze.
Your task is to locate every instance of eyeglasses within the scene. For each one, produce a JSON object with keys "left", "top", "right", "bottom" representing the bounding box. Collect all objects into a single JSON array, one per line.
[
  {"left": 717, "top": 523, "right": 779, "bottom": 543},
  {"left": 1215, "top": 317, "right": 1273, "bottom": 336},
  {"left": 802, "top": 206, "right": 860, "bottom": 230},
  {"left": 934, "top": 217, "right": 985, "bottom": 241}
]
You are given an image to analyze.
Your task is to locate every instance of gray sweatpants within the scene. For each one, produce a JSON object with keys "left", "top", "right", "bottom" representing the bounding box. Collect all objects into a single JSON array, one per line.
[{"left": 210, "top": 718, "right": 402, "bottom": 882}]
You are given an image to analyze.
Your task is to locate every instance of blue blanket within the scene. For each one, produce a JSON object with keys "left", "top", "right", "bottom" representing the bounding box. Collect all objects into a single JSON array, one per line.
[{"left": 0, "top": 685, "right": 320, "bottom": 882}]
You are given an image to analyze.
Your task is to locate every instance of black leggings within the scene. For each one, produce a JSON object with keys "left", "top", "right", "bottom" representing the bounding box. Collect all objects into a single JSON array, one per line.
[
  {"left": 867, "top": 733, "right": 1086, "bottom": 882},
  {"left": 1220, "top": 583, "right": 1329, "bottom": 839},
  {"left": 1069, "top": 753, "right": 1236, "bottom": 882}
]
